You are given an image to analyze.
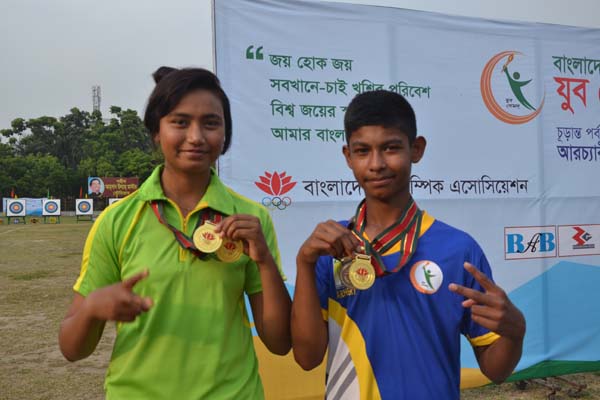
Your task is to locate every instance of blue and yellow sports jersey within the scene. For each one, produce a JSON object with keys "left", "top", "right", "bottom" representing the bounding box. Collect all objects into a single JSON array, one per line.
[{"left": 315, "top": 212, "right": 500, "bottom": 400}]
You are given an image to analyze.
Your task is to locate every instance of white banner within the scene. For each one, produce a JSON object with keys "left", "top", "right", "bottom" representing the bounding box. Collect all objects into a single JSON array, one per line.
[{"left": 215, "top": 0, "right": 600, "bottom": 392}]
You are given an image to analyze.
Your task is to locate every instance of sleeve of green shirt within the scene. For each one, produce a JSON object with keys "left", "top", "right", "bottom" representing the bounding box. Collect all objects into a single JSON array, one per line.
[
  {"left": 73, "top": 211, "right": 121, "bottom": 297},
  {"left": 244, "top": 208, "right": 286, "bottom": 295}
]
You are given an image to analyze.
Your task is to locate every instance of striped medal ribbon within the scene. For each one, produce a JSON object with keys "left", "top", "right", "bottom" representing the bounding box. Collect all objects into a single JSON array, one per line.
[
  {"left": 350, "top": 197, "right": 423, "bottom": 277},
  {"left": 150, "top": 201, "right": 222, "bottom": 259}
]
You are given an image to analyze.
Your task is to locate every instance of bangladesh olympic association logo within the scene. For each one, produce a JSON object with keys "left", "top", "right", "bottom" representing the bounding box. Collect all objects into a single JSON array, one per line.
[
  {"left": 481, "top": 50, "right": 545, "bottom": 124},
  {"left": 78, "top": 201, "right": 91, "bottom": 213},
  {"left": 254, "top": 171, "right": 297, "bottom": 210},
  {"left": 9, "top": 202, "right": 24, "bottom": 214},
  {"left": 45, "top": 201, "right": 58, "bottom": 213}
]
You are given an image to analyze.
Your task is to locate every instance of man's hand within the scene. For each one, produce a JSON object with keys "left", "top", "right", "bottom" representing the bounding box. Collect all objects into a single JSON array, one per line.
[
  {"left": 449, "top": 262, "right": 525, "bottom": 341},
  {"left": 297, "top": 220, "right": 363, "bottom": 265}
]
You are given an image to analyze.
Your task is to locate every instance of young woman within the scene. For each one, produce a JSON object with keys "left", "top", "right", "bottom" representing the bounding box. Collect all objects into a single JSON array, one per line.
[{"left": 59, "top": 67, "right": 291, "bottom": 399}]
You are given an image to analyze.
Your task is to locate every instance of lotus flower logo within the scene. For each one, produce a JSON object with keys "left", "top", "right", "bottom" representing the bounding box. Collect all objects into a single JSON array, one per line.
[{"left": 255, "top": 171, "right": 296, "bottom": 210}]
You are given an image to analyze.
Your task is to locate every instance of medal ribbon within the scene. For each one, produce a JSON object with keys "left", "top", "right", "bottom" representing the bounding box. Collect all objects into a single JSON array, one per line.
[
  {"left": 150, "top": 201, "right": 223, "bottom": 258},
  {"left": 350, "top": 197, "right": 422, "bottom": 276}
]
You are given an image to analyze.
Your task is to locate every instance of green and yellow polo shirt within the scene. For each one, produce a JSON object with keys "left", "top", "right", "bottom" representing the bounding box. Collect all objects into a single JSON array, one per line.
[{"left": 74, "top": 165, "right": 283, "bottom": 399}]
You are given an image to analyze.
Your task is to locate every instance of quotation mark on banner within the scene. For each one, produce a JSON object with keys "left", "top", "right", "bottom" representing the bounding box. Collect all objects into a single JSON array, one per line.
[{"left": 246, "top": 45, "right": 264, "bottom": 60}]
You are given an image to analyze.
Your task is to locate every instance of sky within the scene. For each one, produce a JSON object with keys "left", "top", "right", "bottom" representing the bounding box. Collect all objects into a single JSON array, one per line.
[{"left": 1, "top": 0, "right": 599, "bottom": 132}]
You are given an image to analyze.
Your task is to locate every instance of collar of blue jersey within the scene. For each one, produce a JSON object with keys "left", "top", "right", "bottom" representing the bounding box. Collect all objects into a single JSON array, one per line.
[
  {"left": 137, "top": 164, "right": 235, "bottom": 216},
  {"left": 361, "top": 210, "right": 436, "bottom": 256}
]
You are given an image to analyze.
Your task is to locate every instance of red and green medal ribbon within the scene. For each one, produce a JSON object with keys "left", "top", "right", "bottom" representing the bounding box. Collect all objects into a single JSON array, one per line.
[
  {"left": 150, "top": 201, "right": 223, "bottom": 259},
  {"left": 350, "top": 197, "right": 423, "bottom": 277}
]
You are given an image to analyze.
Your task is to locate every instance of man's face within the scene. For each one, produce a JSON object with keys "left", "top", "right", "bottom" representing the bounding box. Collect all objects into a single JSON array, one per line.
[
  {"left": 90, "top": 180, "right": 101, "bottom": 193},
  {"left": 343, "top": 125, "right": 425, "bottom": 203}
]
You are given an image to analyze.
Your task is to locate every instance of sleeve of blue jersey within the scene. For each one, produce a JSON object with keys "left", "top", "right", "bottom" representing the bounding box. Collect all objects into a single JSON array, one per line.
[
  {"left": 460, "top": 239, "right": 501, "bottom": 345},
  {"left": 314, "top": 255, "right": 333, "bottom": 320}
]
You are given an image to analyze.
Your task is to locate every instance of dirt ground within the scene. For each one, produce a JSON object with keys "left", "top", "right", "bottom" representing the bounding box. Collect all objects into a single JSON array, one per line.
[{"left": 0, "top": 217, "right": 598, "bottom": 399}]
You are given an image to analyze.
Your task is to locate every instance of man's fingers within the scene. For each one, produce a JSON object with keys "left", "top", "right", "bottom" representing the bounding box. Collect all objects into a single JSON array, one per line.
[
  {"left": 462, "top": 298, "right": 477, "bottom": 308},
  {"left": 339, "top": 235, "right": 359, "bottom": 257},
  {"left": 471, "top": 304, "right": 503, "bottom": 321},
  {"left": 463, "top": 262, "right": 496, "bottom": 291},
  {"left": 449, "top": 283, "right": 488, "bottom": 304},
  {"left": 122, "top": 269, "right": 149, "bottom": 290},
  {"left": 469, "top": 314, "right": 499, "bottom": 332}
]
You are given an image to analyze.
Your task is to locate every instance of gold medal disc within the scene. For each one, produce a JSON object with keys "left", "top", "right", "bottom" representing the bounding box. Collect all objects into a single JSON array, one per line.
[
  {"left": 216, "top": 238, "right": 244, "bottom": 262},
  {"left": 193, "top": 222, "right": 223, "bottom": 253},
  {"left": 348, "top": 254, "right": 375, "bottom": 290}
]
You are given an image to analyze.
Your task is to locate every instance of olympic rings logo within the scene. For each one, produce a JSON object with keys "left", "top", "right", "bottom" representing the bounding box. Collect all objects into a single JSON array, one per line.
[{"left": 261, "top": 196, "right": 292, "bottom": 210}]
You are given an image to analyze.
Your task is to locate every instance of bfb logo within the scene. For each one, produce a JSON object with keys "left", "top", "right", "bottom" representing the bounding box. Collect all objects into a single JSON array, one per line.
[
  {"left": 506, "top": 232, "right": 555, "bottom": 253},
  {"left": 505, "top": 226, "right": 557, "bottom": 260}
]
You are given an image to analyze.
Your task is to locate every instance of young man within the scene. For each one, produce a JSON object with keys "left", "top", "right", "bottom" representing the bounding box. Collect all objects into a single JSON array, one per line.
[{"left": 291, "top": 90, "right": 525, "bottom": 399}]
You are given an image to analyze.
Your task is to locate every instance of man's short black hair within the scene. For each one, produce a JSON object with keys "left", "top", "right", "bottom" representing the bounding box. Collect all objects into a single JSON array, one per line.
[
  {"left": 344, "top": 90, "right": 417, "bottom": 143},
  {"left": 143, "top": 67, "right": 233, "bottom": 154}
]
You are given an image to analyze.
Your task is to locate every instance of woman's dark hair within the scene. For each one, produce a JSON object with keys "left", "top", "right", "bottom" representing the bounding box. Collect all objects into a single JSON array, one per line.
[
  {"left": 143, "top": 66, "right": 233, "bottom": 154},
  {"left": 344, "top": 90, "right": 417, "bottom": 143}
]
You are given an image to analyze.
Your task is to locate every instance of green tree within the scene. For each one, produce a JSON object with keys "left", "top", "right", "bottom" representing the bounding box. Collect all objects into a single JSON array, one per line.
[{"left": 3, "top": 106, "right": 157, "bottom": 199}]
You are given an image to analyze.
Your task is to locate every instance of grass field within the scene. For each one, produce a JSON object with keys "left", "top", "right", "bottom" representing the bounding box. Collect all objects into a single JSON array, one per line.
[{"left": 1, "top": 217, "right": 598, "bottom": 399}]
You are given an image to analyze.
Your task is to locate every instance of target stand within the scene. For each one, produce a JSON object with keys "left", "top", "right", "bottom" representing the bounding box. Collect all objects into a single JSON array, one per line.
[
  {"left": 6, "top": 199, "right": 27, "bottom": 224},
  {"left": 76, "top": 199, "right": 94, "bottom": 222},
  {"left": 42, "top": 199, "right": 61, "bottom": 223}
]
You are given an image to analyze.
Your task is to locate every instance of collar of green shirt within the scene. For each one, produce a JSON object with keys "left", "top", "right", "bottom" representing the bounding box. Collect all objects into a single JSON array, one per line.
[{"left": 137, "top": 165, "right": 236, "bottom": 216}]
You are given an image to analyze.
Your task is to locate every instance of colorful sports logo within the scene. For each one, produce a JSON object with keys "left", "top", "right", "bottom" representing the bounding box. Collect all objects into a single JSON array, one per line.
[
  {"left": 410, "top": 260, "right": 443, "bottom": 294},
  {"left": 481, "top": 50, "right": 545, "bottom": 124},
  {"left": 255, "top": 171, "right": 297, "bottom": 210}
]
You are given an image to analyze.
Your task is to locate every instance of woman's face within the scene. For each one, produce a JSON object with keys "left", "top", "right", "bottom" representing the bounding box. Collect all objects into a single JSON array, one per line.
[{"left": 155, "top": 89, "right": 226, "bottom": 176}]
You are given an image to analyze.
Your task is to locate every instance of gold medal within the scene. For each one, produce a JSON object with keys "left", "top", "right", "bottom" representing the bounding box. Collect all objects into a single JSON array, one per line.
[
  {"left": 216, "top": 238, "right": 244, "bottom": 262},
  {"left": 193, "top": 221, "right": 222, "bottom": 253},
  {"left": 340, "top": 254, "right": 375, "bottom": 290}
]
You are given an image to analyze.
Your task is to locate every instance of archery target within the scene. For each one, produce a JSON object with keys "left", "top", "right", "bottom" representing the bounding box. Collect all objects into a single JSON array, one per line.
[
  {"left": 42, "top": 199, "right": 61, "bottom": 216},
  {"left": 7, "top": 199, "right": 26, "bottom": 217},
  {"left": 76, "top": 199, "right": 93, "bottom": 215}
]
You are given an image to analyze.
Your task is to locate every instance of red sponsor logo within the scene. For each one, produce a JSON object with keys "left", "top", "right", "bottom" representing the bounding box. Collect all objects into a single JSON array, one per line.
[{"left": 572, "top": 227, "right": 592, "bottom": 247}]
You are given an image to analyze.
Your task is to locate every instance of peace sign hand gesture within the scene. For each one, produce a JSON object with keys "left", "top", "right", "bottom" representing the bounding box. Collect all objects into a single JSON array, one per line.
[{"left": 449, "top": 262, "right": 525, "bottom": 341}]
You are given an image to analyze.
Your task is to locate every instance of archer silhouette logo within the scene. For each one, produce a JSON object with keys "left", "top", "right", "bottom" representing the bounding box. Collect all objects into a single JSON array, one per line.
[
  {"left": 255, "top": 171, "right": 297, "bottom": 210},
  {"left": 481, "top": 50, "right": 545, "bottom": 124},
  {"left": 572, "top": 227, "right": 594, "bottom": 250},
  {"left": 410, "top": 260, "right": 443, "bottom": 294}
]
